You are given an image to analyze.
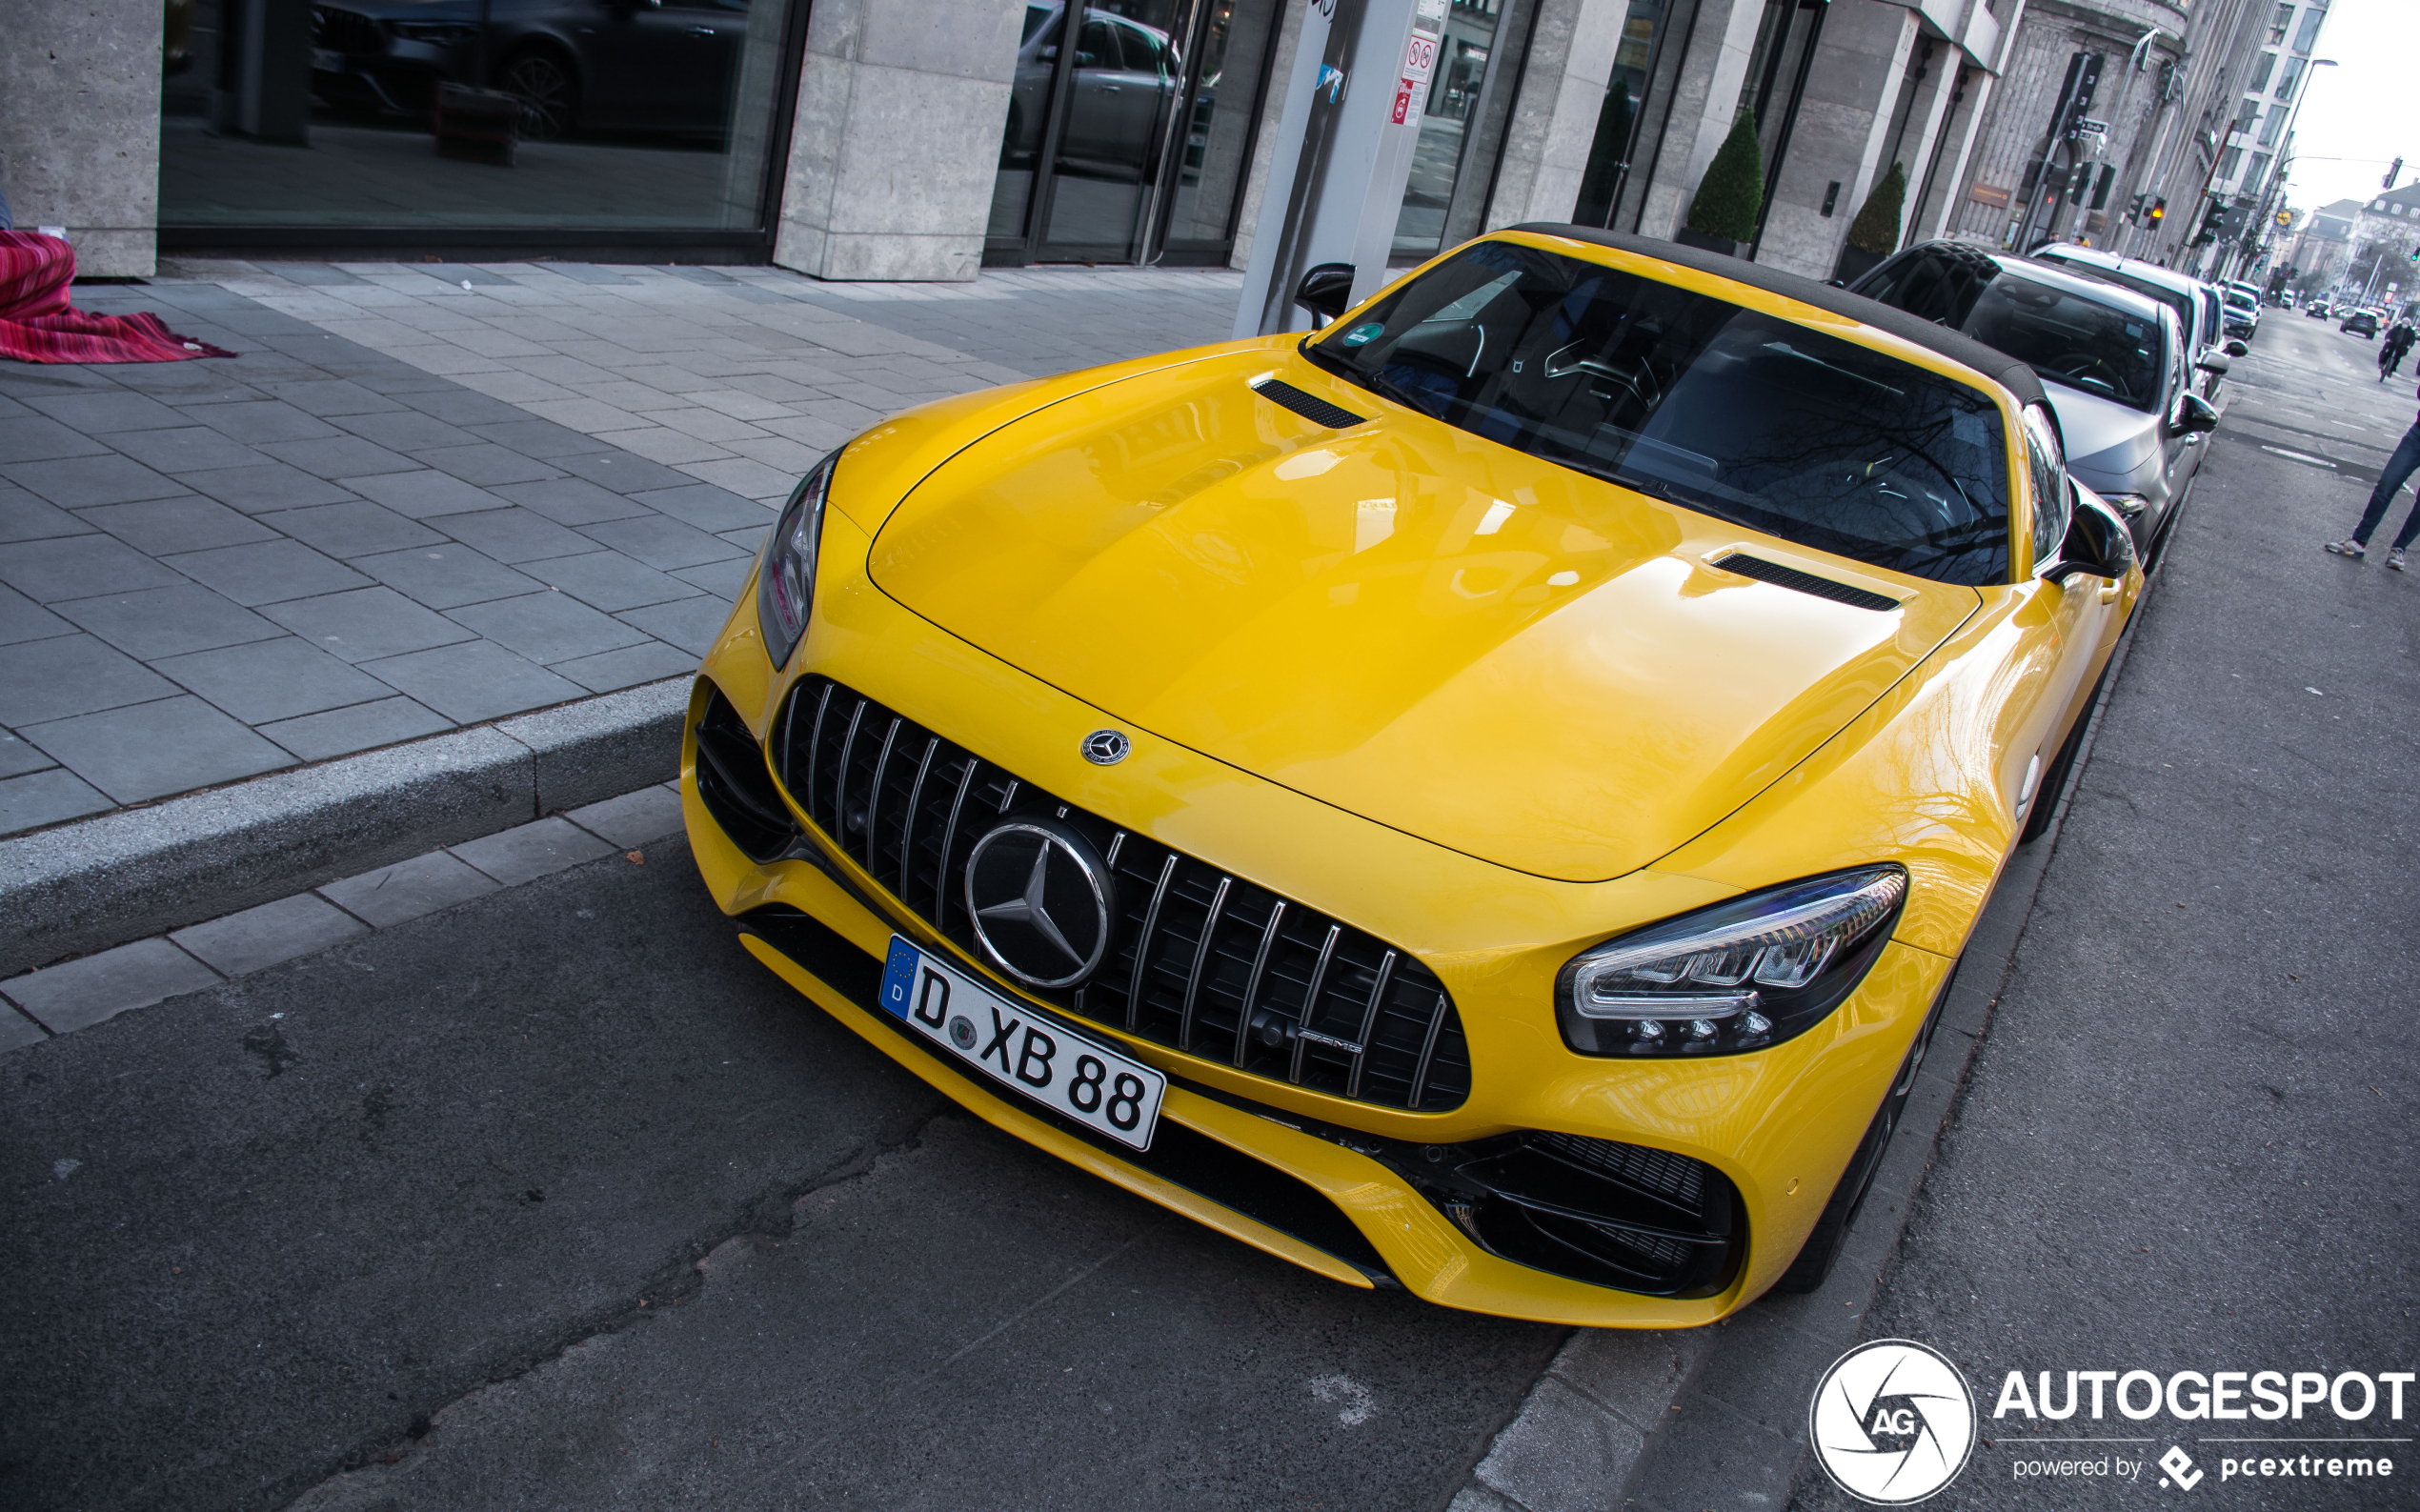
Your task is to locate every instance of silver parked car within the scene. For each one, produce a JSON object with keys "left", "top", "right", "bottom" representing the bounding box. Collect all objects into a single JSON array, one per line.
[
  {"left": 1852, "top": 241, "right": 2217, "bottom": 566},
  {"left": 2028, "top": 241, "right": 2246, "bottom": 400}
]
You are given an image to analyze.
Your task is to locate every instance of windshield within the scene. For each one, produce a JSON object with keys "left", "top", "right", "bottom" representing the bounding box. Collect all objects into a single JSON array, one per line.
[
  {"left": 2043, "top": 258, "right": 2199, "bottom": 347},
  {"left": 1303, "top": 241, "right": 2011, "bottom": 586},
  {"left": 1955, "top": 274, "right": 2166, "bottom": 411}
]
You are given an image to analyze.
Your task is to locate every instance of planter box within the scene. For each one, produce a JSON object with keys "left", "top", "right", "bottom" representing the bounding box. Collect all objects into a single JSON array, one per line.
[
  {"left": 434, "top": 84, "right": 520, "bottom": 167},
  {"left": 1673, "top": 227, "right": 1740, "bottom": 257}
]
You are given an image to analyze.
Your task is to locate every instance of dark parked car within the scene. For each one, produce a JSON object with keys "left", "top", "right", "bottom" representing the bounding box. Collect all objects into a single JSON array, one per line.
[
  {"left": 1853, "top": 241, "right": 2215, "bottom": 565},
  {"left": 2307, "top": 301, "right": 2331, "bottom": 318},
  {"left": 309, "top": 0, "right": 748, "bottom": 140},
  {"left": 2343, "top": 310, "right": 2380, "bottom": 339}
]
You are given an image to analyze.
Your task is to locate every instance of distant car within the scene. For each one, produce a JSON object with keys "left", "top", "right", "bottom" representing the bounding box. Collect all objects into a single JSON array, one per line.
[
  {"left": 2343, "top": 311, "right": 2380, "bottom": 339},
  {"left": 2028, "top": 242, "right": 2241, "bottom": 400},
  {"left": 2220, "top": 292, "right": 2260, "bottom": 342},
  {"left": 2307, "top": 301, "right": 2331, "bottom": 318},
  {"left": 1854, "top": 240, "right": 2214, "bottom": 564},
  {"left": 308, "top": 0, "right": 749, "bottom": 141}
]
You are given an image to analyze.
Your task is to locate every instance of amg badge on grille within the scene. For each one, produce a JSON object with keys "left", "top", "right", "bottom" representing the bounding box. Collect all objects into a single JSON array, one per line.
[
  {"left": 963, "top": 818, "right": 1118, "bottom": 989},
  {"left": 1081, "top": 729, "right": 1131, "bottom": 765}
]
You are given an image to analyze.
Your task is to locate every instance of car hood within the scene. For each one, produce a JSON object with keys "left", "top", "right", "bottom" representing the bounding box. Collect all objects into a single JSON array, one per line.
[
  {"left": 867, "top": 350, "right": 1981, "bottom": 882},
  {"left": 2046, "top": 381, "right": 2162, "bottom": 485}
]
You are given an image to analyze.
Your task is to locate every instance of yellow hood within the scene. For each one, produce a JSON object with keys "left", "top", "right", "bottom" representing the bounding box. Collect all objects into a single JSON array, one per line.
[{"left": 868, "top": 349, "right": 1980, "bottom": 882}]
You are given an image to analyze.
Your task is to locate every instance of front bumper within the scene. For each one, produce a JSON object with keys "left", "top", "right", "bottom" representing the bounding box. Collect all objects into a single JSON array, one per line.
[{"left": 678, "top": 549, "right": 1955, "bottom": 1326}]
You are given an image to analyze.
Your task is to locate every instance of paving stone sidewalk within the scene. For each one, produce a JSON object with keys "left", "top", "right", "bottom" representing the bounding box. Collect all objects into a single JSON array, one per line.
[{"left": 0, "top": 260, "right": 1247, "bottom": 841}]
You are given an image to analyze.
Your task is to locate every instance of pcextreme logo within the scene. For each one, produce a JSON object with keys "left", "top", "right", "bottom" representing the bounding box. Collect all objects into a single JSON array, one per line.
[{"left": 1811, "top": 1340, "right": 1979, "bottom": 1503}]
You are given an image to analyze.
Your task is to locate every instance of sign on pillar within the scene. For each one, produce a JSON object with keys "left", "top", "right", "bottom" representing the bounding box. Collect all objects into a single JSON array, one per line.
[{"left": 1234, "top": 0, "right": 1448, "bottom": 339}]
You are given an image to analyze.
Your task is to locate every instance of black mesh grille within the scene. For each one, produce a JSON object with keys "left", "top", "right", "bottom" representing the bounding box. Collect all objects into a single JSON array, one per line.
[
  {"left": 769, "top": 676, "right": 1471, "bottom": 1113},
  {"left": 1710, "top": 553, "right": 1899, "bottom": 612},
  {"left": 1250, "top": 378, "right": 1366, "bottom": 430},
  {"left": 693, "top": 685, "right": 798, "bottom": 862}
]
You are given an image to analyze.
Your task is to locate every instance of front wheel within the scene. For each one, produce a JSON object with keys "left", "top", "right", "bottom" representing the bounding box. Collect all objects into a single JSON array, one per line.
[
  {"left": 499, "top": 50, "right": 578, "bottom": 140},
  {"left": 1771, "top": 958, "right": 1960, "bottom": 1294}
]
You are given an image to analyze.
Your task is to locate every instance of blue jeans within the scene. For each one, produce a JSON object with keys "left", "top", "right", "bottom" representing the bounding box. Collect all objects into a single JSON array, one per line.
[{"left": 2352, "top": 423, "right": 2420, "bottom": 550}]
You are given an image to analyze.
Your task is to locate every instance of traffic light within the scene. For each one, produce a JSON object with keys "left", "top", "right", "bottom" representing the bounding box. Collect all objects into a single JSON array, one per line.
[
  {"left": 2129, "top": 192, "right": 2148, "bottom": 221},
  {"left": 2148, "top": 197, "right": 2167, "bottom": 228}
]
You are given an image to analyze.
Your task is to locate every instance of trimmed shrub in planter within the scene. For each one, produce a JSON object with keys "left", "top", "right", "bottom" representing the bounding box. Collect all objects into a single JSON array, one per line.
[
  {"left": 1683, "top": 110, "right": 1764, "bottom": 256},
  {"left": 1833, "top": 162, "right": 1906, "bottom": 285}
]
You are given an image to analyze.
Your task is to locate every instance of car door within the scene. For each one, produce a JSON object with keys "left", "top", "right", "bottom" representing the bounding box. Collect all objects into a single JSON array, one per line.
[
  {"left": 2157, "top": 312, "right": 2202, "bottom": 504},
  {"left": 1999, "top": 404, "right": 2122, "bottom": 832}
]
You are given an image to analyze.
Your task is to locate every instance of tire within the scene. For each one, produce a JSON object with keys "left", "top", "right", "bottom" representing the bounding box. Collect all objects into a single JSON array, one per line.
[
  {"left": 498, "top": 49, "right": 578, "bottom": 140},
  {"left": 1772, "top": 958, "right": 1960, "bottom": 1295}
]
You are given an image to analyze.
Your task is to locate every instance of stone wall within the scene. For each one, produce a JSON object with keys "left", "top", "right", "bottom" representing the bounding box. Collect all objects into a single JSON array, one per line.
[
  {"left": 772, "top": 0, "right": 1027, "bottom": 282},
  {"left": 1, "top": 0, "right": 163, "bottom": 276}
]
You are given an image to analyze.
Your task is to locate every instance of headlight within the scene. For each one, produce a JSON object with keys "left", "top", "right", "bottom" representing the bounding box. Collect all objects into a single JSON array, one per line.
[
  {"left": 756, "top": 451, "right": 837, "bottom": 671},
  {"left": 1556, "top": 866, "right": 1906, "bottom": 1058}
]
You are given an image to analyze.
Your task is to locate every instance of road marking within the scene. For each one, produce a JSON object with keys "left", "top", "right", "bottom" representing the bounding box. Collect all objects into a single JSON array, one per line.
[{"left": 2259, "top": 445, "right": 2338, "bottom": 468}]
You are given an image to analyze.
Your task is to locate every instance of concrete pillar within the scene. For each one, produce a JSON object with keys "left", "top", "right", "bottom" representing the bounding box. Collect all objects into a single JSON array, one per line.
[
  {"left": 1484, "top": 0, "right": 1631, "bottom": 229},
  {"left": 772, "top": 0, "right": 1026, "bottom": 282},
  {"left": 1887, "top": 41, "right": 1962, "bottom": 247},
  {"left": 0, "top": 0, "right": 162, "bottom": 276},
  {"left": 1632, "top": 0, "right": 1773, "bottom": 242},
  {"left": 1910, "top": 63, "right": 1993, "bottom": 242},
  {"left": 1756, "top": 0, "right": 1920, "bottom": 280}
]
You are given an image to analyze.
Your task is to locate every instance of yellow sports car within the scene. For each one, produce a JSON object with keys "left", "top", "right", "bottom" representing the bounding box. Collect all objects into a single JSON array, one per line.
[{"left": 678, "top": 227, "right": 2139, "bottom": 1326}]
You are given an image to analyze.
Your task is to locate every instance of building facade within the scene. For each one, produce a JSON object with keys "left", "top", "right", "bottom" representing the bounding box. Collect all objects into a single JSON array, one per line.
[{"left": 6, "top": 0, "right": 2191, "bottom": 289}]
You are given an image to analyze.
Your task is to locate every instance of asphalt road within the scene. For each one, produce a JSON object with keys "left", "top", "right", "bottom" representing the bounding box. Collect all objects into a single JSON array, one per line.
[
  {"left": 0, "top": 833, "right": 1559, "bottom": 1512},
  {"left": 1795, "top": 312, "right": 2420, "bottom": 1510}
]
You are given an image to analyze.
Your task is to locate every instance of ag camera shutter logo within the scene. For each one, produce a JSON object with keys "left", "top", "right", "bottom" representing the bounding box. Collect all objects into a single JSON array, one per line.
[{"left": 1811, "top": 1340, "right": 1978, "bottom": 1503}]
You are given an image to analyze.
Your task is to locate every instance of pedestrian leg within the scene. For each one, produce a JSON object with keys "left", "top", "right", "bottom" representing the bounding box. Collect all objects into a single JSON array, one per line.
[{"left": 2335, "top": 424, "right": 2420, "bottom": 553}]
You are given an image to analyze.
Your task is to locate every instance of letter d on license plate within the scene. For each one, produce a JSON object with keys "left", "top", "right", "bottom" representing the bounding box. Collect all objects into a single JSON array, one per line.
[{"left": 880, "top": 937, "right": 1164, "bottom": 1150}]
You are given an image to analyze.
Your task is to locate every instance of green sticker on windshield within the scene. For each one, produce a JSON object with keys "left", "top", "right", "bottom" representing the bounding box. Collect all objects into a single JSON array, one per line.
[{"left": 1341, "top": 322, "right": 1385, "bottom": 347}]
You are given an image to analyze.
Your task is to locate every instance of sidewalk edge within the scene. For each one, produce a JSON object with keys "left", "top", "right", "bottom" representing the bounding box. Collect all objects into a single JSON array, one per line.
[{"left": 0, "top": 678, "right": 691, "bottom": 978}]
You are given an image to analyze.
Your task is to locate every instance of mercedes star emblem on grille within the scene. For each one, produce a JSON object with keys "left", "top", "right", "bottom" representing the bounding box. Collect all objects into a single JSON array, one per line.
[
  {"left": 1080, "top": 729, "right": 1131, "bottom": 765},
  {"left": 962, "top": 818, "right": 1118, "bottom": 989}
]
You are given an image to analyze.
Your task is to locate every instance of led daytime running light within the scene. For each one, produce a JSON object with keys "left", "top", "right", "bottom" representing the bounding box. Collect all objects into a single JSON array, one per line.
[
  {"left": 756, "top": 453, "right": 837, "bottom": 671},
  {"left": 1566, "top": 869, "right": 1906, "bottom": 1022}
]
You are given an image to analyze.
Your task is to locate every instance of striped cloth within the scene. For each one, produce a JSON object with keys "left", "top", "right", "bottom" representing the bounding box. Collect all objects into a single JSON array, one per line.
[{"left": 0, "top": 231, "right": 236, "bottom": 364}]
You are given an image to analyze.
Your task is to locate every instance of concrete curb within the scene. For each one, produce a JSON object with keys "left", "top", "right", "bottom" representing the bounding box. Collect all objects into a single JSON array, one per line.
[
  {"left": 0, "top": 677, "right": 691, "bottom": 978},
  {"left": 1441, "top": 570, "right": 2163, "bottom": 1512}
]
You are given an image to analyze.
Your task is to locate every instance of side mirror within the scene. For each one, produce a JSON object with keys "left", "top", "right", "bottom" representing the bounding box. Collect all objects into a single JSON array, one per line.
[
  {"left": 2225, "top": 339, "right": 2249, "bottom": 357},
  {"left": 2194, "top": 349, "right": 2231, "bottom": 375},
  {"left": 2169, "top": 393, "right": 2220, "bottom": 435},
  {"left": 1294, "top": 262, "right": 1356, "bottom": 329},
  {"left": 2042, "top": 484, "right": 2138, "bottom": 585}
]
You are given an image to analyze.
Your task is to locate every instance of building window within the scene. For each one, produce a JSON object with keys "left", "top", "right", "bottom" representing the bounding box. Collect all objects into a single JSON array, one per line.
[
  {"left": 2248, "top": 152, "right": 2271, "bottom": 189},
  {"left": 2277, "top": 56, "right": 2304, "bottom": 99},
  {"left": 2258, "top": 106, "right": 2287, "bottom": 147},
  {"left": 2269, "top": 2, "right": 2292, "bottom": 44},
  {"left": 2234, "top": 97, "right": 2260, "bottom": 131},
  {"left": 2249, "top": 51, "right": 2276, "bottom": 91},
  {"left": 2294, "top": 6, "right": 2325, "bottom": 54},
  {"left": 2221, "top": 147, "right": 2244, "bottom": 181},
  {"left": 163, "top": 0, "right": 811, "bottom": 242}
]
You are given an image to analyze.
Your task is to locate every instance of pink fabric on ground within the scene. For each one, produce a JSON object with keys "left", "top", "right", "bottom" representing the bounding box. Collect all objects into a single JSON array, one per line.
[{"left": 0, "top": 231, "right": 236, "bottom": 364}]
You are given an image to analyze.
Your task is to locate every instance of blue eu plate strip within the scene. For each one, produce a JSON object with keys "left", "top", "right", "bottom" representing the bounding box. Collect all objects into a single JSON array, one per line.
[{"left": 879, "top": 937, "right": 918, "bottom": 1019}]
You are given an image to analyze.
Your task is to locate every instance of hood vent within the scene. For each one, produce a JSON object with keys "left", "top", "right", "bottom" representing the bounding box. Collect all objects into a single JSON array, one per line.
[
  {"left": 1251, "top": 377, "right": 1364, "bottom": 430},
  {"left": 1711, "top": 553, "right": 1899, "bottom": 612}
]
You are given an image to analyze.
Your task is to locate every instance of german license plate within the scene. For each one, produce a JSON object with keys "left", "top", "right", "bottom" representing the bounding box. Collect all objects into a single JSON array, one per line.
[{"left": 879, "top": 937, "right": 1164, "bottom": 1151}]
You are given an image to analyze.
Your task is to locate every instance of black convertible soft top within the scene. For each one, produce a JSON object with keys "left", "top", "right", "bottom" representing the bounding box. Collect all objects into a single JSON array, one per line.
[{"left": 1510, "top": 223, "right": 2050, "bottom": 413}]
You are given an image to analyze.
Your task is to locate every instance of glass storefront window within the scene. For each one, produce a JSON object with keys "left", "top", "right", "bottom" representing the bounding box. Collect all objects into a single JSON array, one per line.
[
  {"left": 1391, "top": 0, "right": 1536, "bottom": 262},
  {"left": 986, "top": 0, "right": 1281, "bottom": 266},
  {"left": 161, "top": 0, "right": 802, "bottom": 232}
]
